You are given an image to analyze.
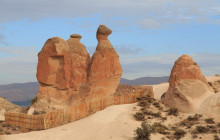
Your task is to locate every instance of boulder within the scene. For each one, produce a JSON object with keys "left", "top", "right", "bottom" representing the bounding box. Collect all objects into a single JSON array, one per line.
[{"left": 161, "top": 55, "right": 214, "bottom": 112}]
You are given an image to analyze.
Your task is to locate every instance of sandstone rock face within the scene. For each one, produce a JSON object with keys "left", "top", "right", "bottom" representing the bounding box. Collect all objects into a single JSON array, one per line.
[
  {"left": 67, "top": 34, "right": 90, "bottom": 89},
  {"left": 199, "top": 92, "right": 220, "bottom": 121},
  {"left": 208, "top": 80, "right": 220, "bottom": 93},
  {"left": 88, "top": 25, "right": 123, "bottom": 100},
  {"left": 36, "top": 37, "right": 71, "bottom": 90},
  {"left": 161, "top": 55, "right": 214, "bottom": 112},
  {"left": 35, "top": 25, "right": 123, "bottom": 110}
]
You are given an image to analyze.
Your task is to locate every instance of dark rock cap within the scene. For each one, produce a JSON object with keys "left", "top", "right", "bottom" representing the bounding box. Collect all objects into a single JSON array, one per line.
[
  {"left": 70, "top": 34, "right": 82, "bottom": 38},
  {"left": 97, "top": 25, "right": 112, "bottom": 36}
]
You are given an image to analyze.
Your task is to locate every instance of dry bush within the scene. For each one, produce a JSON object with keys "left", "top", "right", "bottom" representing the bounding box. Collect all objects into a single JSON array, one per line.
[
  {"left": 134, "top": 112, "right": 145, "bottom": 121},
  {"left": 173, "top": 128, "right": 186, "bottom": 140},
  {"left": 204, "top": 118, "right": 215, "bottom": 124},
  {"left": 152, "top": 122, "right": 170, "bottom": 135},
  {"left": 167, "top": 108, "right": 178, "bottom": 116},
  {"left": 134, "top": 121, "right": 153, "bottom": 140}
]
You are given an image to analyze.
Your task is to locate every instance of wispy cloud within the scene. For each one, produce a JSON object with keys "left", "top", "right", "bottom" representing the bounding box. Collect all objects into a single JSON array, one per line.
[
  {"left": 0, "top": 46, "right": 38, "bottom": 84},
  {"left": 0, "top": 46, "right": 219, "bottom": 84},
  {"left": 1, "top": 0, "right": 220, "bottom": 29},
  {"left": 121, "top": 53, "right": 220, "bottom": 79}
]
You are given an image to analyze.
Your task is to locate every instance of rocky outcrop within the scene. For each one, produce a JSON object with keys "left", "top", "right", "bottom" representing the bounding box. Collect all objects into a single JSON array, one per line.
[
  {"left": 208, "top": 80, "right": 220, "bottom": 93},
  {"left": 87, "top": 25, "right": 123, "bottom": 100},
  {"left": 35, "top": 25, "right": 123, "bottom": 110},
  {"left": 67, "top": 34, "right": 90, "bottom": 89},
  {"left": 0, "top": 97, "right": 21, "bottom": 113},
  {"left": 161, "top": 55, "right": 214, "bottom": 112}
]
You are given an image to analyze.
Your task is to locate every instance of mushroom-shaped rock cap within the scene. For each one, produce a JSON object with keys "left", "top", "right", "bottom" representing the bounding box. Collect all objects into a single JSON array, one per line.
[
  {"left": 70, "top": 34, "right": 82, "bottom": 38},
  {"left": 97, "top": 25, "right": 112, "bottom": 36}
]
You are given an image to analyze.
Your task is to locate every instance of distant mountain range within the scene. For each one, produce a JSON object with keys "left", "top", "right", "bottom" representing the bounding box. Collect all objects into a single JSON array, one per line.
[
  {"left": 0, "top": 82, "right": 39, "bottom": 106},
  {"left": 120, "top": 76, "right": 169, "bottom": 85},
  {"left": 0, "top": 76, "right": 169, "bottom": 106}
]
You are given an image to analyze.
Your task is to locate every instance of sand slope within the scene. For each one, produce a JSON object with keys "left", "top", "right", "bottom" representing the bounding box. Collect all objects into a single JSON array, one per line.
[
  {"left": 1, "top": 76, "right": 220, "bottom": 140},
  {"left": 1, "top": 104, "right": 141, "bottom": 140}
]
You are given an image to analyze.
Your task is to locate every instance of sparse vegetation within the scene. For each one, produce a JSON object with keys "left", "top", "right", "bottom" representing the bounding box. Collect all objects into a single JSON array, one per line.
[
  {"left": 217, "top": 123, "right": 220, "bottom": 128},
  {"left": 205, "top": 118, "right": 215, "bottom": 124},
  {"left": 194, "top": 126, "right": 210, "bottom": 134},
  {"left": 31, "top": 96, "right": 38, "bottom": 105},
  {"left": 167, "top": 108, "right": 178, "bottom": 116},
  {"left": 134, "top": 112, "right": 145, "bottom": 121},
  {"left": 192, "top": 134, "right": 198, "bottom": 139},
  {"left": 173, "top": 128, "right": 186, "bottom": 139},
  {"left": 5, "top": 131, "right": 11, "bottom": 135},
  {"left": 133, "top": 95, "right": 220, "bottom": 140},
  {"left": 152, "top": 122, "right": 170, "bottom": 135},
  {"left": 215, "top": 74, "right": 220, "bottom": 77},
  {"left": 33, "top": 110, "right": 40, "bottom": 115},
  {"left": 214, "top": 135, "right": 220, "bottom": 140},
  {"left": 134, "top": 121, "right": 153, "bottom": 140},
  {"left": 143, "top": 110, "right": 162, "bottom": 118}
]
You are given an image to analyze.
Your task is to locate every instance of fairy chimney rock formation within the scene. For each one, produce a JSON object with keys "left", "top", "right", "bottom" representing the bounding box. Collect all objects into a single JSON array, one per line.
[
  {"left": 161, "top": 55, "right": 214, "bottom": 112},
  {"left": 35, "top": 25, "right": 123, "bottom": 110},
  {"left": 88, "top": 25, "right": 123, "bottom": 99},
  {"left": 67, "top": 34, "right": 90, "bottom": 88},
  {"left": 36, "top": 37, "right": 71, "bottom": 90}
]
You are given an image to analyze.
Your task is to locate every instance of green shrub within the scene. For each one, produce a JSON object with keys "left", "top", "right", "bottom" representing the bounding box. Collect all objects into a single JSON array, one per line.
[
  {"left": 195, "top": 126, "right": 209, "bottom": 133},
  {"left": 134, "top": 121, "right": 153, "bottom": 140},
  {"left": 5, "top": 131, "right": 11, "bottom": 135},
  {"left": 174, "top": 128, "right": 186, "bottom": 139},
  {"left": 192, "top": 134, "right": 198, "bottom": 139},
  {"left": 168, "top": 108, "right": 178, "bottom": 116},
  {"left": 33, "top": 110, "right": 40, "bottom": 115},
  {"left": 152, "top": 122, "right": 169, "bottom": 135},
  {"left": 138, "top": 101, "right": 148, "bottom": 107},
  {"left": 144, "top": 111, "right": 161, "bottom": 118},
  {"left": 187, "top": 114, "right": 202, "bottom": 121},
  {"left": 134, "top": 112, "right": 145, "bottom": 121},
  {"left": 214, "top": 135, "right": 220, "bottom": 140},
  {"left": 217, "top": 123, "right": 220, "bottom": 128},
  {"left": 31, "top": 96, "right": 38, "bottom": 105},
  {"left": 204, "top": 118, "right": 215, "bottom": 124}
]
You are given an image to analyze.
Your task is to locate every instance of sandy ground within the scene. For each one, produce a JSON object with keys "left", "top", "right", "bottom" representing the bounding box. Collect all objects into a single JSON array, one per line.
[
  {"left": 1, "top": 76, "right": 220, "bottom": 140},
  {"left": 1, "top": 104, "right": 142, "bottom": 140}
]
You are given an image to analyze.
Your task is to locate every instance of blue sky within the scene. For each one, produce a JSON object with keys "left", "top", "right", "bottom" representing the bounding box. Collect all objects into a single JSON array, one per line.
[{"left": 0, "top": 0, "right": 220, "bottom": 84}]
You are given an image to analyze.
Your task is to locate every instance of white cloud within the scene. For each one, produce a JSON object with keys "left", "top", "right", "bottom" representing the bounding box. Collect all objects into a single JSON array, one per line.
[
  {"left": 0, "top": 0, "right": 220, "bottom": 28},
  {"left": 0, "top": 47, "right": 38, "bottom": 84},
  {"left": 0, "top": 47, "right": 219, "bottom": 84},
  {"left": 121, "top": 53, "right": 220, "bottom": 79}
]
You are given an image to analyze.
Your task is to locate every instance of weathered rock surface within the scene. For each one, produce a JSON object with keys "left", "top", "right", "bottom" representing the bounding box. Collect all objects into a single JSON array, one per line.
[
  {"left": 35, "top": 25, "right": 123, "bottom": 110},
  {"left": 88, "top": 25, "right": 123, "bottom": 100},
  {"left": 199, "top": 92, "right": 220, "bottom": 121},
  {"left": 161, "top": 55, "right": 214, "bottom": 112},
  {"left": 208, "top": 80, "right": 220, "bottom": 93},
  {"left": 0, "top": 97, "right": 21, "bottom": 113},
  {"left": 67, "top": 34, "right": 90, "bottom": 89},
  {"left": 114, "top": 85, "right": 153, "bottom": 97}
]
